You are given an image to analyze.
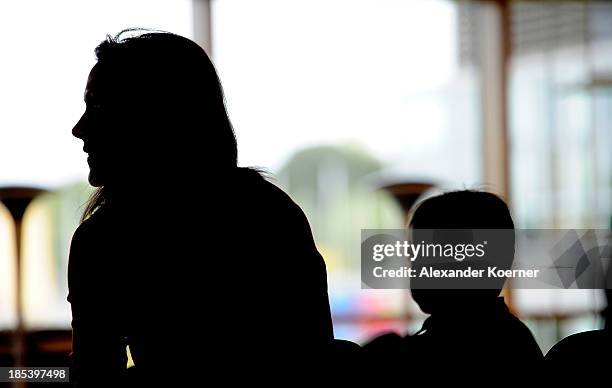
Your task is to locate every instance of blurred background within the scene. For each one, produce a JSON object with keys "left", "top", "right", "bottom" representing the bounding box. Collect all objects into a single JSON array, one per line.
[{"left": 0, "top": 0, "right": 610, "bottom": 373}]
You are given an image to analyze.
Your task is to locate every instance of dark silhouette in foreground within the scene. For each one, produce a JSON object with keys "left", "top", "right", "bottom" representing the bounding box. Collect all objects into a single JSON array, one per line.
[
  {"left": 545, "top": 275, "right": 612, "bottom": 362},
  {"left": 363, "top": 191, "right": 543, "bottom": 369},
  {"left": 69, "top": 30, "right": 333, "bottom": 385}
]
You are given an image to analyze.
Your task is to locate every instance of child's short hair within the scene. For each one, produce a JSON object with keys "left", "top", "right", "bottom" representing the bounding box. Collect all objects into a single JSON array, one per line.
[
  {"left": 409, "top": 190, "right": 514, "bottom": 230},
  {"left": 408, "top": 190, "right": 515, "bottom": 314}
]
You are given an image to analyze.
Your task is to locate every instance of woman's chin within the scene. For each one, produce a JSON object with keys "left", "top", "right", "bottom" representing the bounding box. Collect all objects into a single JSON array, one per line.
[{"left": 88, "top": 171, "right": 104, "bottom": 187}]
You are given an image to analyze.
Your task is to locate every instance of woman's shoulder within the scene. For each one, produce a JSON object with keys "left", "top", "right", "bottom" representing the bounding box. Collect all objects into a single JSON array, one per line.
[
  {"left": 70, "top": 205, "right": 115, "bottom": 254},
  {"left": 67, "top": 207, "right": 114, "bottom": 301},
  {"left": 236, "top": 168, "right": 307, "bottom": 219}
]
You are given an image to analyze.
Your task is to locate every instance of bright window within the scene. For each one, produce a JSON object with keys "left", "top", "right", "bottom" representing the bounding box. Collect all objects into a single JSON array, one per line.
[{"left": 212, "top": 0, "right": 483, "bottom": 342}]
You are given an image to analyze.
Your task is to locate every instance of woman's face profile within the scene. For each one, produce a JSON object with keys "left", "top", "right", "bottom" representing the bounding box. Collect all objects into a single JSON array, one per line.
[{"left": 72, "top": 64, "right": 115, "bottom": 187}]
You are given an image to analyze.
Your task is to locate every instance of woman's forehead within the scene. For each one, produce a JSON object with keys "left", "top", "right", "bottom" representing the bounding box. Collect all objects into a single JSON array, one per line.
[{"left": 85, "top": 64, "right": 111, "bottom": 99}]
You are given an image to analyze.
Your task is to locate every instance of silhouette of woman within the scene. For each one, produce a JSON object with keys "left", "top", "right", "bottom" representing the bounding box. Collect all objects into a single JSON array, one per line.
[{"left": 69, "top": 29, "right": 333, "bottom": 385}]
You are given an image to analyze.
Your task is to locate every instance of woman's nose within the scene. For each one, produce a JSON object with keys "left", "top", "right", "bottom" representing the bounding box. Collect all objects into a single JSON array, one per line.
[{"left": 72, "top": 114, "right": 86, "bottom": 139}]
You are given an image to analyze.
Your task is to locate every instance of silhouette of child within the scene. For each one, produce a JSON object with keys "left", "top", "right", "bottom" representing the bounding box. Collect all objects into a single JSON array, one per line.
[{"left": 363, "top": 191, "right": 542, "bottom": 368}]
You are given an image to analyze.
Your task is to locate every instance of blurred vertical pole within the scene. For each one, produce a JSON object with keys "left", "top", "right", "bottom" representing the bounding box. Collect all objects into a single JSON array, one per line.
[
  {"left": 193, "top": 0, "right": 213, "bottom": 56},
  {"left": 478, "top": 0, "right": 513, "bottom": 309},
  {"left": 0, "top": 187, "right": 46, "bottom": 388},
  {"left": 478, "top": 0, "right": 511, "bottom": 202}
]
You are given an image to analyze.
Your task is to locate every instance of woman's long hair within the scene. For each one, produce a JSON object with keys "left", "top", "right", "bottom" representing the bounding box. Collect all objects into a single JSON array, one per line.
[{"left": 81, "top": 29, "right": 237, "bottom": 221}]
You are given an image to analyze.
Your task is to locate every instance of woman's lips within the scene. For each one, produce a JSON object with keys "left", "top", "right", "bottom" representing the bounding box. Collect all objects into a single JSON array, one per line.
[{"left": 83, "top": 143, "right": 94, "bottom": 153}]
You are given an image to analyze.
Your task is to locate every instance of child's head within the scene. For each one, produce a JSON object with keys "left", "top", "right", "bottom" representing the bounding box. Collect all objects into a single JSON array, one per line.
[{"left": 408, "top": 190, "right": 515, "bottom": 314}]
